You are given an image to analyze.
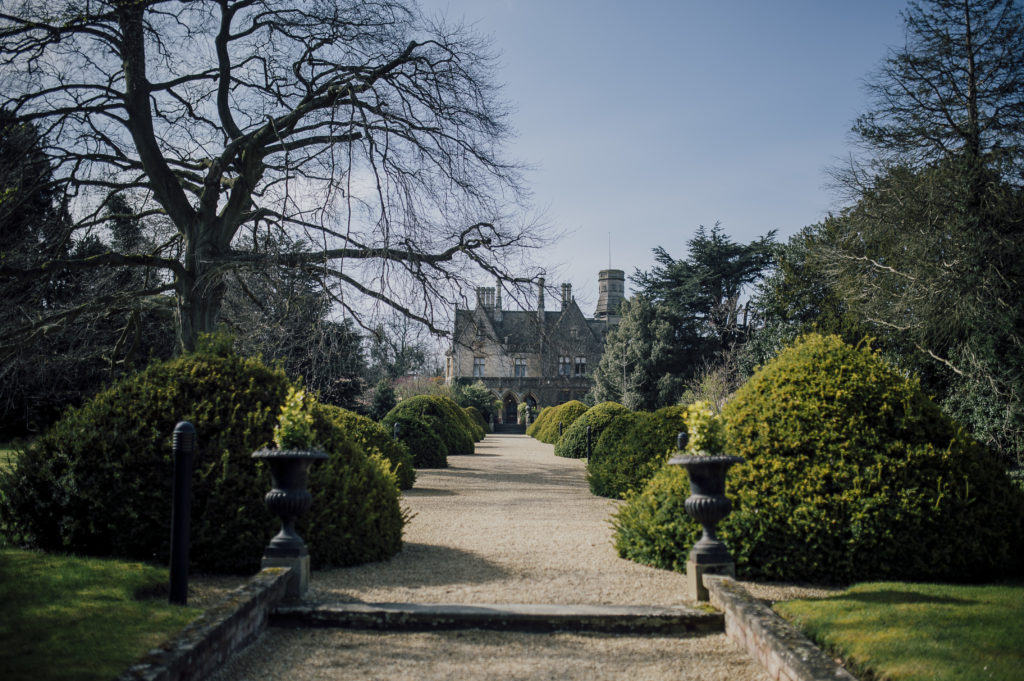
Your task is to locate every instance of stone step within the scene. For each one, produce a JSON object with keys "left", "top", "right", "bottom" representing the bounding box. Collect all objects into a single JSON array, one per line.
[{"left": 271, "top": 602, "right": 723, "bottom": 635}]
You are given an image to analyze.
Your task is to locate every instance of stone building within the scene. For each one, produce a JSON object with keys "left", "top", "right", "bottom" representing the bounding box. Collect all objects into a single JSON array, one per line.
[{"left": 446, "top": 270, "right": 625, "bottom": 424}]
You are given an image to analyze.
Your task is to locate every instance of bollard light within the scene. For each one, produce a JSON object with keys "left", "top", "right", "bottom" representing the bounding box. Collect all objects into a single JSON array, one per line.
[
  {"left": 169, "top": 421, "right": 196, "bottom": 606},
  {"left": 393, "top": 421, "right": 402, "bottom": 439}
]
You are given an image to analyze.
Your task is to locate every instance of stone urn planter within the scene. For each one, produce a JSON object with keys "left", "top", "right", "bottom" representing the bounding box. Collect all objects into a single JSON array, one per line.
[
  {"left": 252, "top": 448, "right": 328, "bottom": 557},
  {"left": 668, "top": 453, "right": 744, "bottom": 567},
  {"left": 252, "top": 447, "right": 327, "bottom": 597}
]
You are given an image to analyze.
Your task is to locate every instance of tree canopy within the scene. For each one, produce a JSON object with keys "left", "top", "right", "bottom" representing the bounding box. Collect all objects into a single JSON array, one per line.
[{"left": 0, "top": 0, "right": 543, "bottom": 353}]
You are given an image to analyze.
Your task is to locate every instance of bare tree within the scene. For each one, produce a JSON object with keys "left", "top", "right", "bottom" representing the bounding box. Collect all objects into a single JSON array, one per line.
[{"left": 0, "top": 0, "right": 543, "bottom": 352}]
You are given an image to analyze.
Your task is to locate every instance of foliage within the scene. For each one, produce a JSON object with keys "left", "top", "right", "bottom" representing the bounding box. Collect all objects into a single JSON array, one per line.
[
  {"left": 381, "top": 394, "right": 478, "bottom": 467},
  {"left": 526, "top": 406, "right": 553, "bottom": 438},
  {"left": 775, "top": 582, "right": 1024, "bottom": 681},
  {"left": 615, "top": 334, "right": 1024, "bottom": 583},
  {"left": 463, "top": 406, "right": 490, "bottom": 436},
  {"left": 532, "top": 400, "right": 588, "bottom": 444},
  {"left": 0, "top": 350, "right": 405, "bottom": 573},
  {"left": 589, "top": 297, "right": 683, "bottom": 410},
  {"left": 553, "top": 402, "right": 628, "bottom": 459},
  {"left": 369, "top": 378, "right": 397, "bottom": 421},
  {"left": 820, "top": 0, "right": 1024, "bottom": 467},
  {"left": 318, "top": 404, "right": 415, "bottom": 490},
  {"left": 451, "top": 380, "right": 500, "bottom": 423},
  {"left": 273, "top": 386, "right": 317, "bottom": 450},
  {"left": 0, "top": 548, "right": 200, "bottom": 681},
  {"left": 682, "top": 401, "right": 724, "bottom": 454},
  {"left": 611, "top": 464, "right": 698, "bottom": 573},
  {"left": 587, "top": 406, "right": 687, "bottom": 498},
  {"left": 0, "top": 0, "right": 542, "bottom": 353}
]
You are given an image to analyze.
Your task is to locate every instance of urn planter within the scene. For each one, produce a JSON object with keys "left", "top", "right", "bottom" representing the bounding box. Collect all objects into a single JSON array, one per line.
[
  {"left": 668, "top": 452, "right": 744, "bottom": 600},
  {"left": 252, "top": 447, "right": 328, "bottom": 597}
]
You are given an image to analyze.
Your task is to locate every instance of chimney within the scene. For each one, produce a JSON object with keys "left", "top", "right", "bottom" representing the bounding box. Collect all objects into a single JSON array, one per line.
[
  {"left": 561, "top": 283, "right": 572, "bottom": 310},
  {"left": 494, "top": 279, "right": 503, "bottom": 322},
  {"left": 476, "top": 287, "right": 495, "bottom": 309}
]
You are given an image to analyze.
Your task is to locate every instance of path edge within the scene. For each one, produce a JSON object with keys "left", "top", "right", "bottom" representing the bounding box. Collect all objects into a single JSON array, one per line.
[
  {"left": 117, "top": 567, "right": 291, "bottom": 681},
  {"left": 704, "top": 574, "right": 858, "bottom": 681}
]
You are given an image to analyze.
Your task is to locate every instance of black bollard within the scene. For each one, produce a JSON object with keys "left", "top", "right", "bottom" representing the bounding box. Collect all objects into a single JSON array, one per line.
[
  {"left": 559, "top": 421, "right": 563, "bottom": 437},
  {"left": 393, "top": 421, "right": 402, "bottom": 439},
  {"left": 169, "top": 421, "right": 196, "bottom": 606}
]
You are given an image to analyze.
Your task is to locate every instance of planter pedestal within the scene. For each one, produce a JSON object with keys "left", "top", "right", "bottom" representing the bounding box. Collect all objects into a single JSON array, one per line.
[
  {"left": 669, "top": 453, "right": 744, "bottom": 601},
  {"left": 252, "top": 448, "right": 328, "bottom": 599}
]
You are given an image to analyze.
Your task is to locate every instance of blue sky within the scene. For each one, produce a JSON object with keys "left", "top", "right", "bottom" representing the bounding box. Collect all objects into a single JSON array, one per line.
[{"left": 419, "top": 0, "right": 909, "bottom": 312}]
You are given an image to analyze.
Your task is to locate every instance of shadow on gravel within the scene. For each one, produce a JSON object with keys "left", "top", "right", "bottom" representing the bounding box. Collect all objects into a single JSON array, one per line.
[
  {"left": 425, "top": 468, "right": 585, "bottom": 489},
  {"left": 320, "top": 543, "right": 510, "bottom": 591},
  {"left": 402, "top": 487, "right": 458, "bottom": 497}
]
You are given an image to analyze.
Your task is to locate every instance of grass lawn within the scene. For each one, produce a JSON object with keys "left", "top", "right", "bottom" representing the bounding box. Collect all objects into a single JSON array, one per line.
[
  {"left": 0, "top": 548, "right": 201, "bottom": 681},
  {"left": 774, "top": 581, "right": 1024, "bottom": 681}
]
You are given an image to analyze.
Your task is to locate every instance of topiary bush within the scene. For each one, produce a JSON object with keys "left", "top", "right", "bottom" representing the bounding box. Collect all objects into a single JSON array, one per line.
[
  {"left": 587, "top": 405, "right": 686, "bottom": 498},
  {"left": 319, "top": 404, "right": 415, "bottom": 490},
  {"left": 463, "top": 406, "right": 489, "bottom": 436},
  {"left": 611, "top": 464, "right": 697, "bottom": 573},
  {"left": 613, "top": 334, "right": 1024, "bottom": 583},
  {"left": 554, "top": 402, "right": 628, "bottom": 458},
  {"left": 526, "top": 406, "right": 553, "bottom": 438},
  {"left": 380, "top": 394, "right": 477, "bottom": 468},
  {"left": 0, "top": 350, "right": 406, "bottom": 574},
  {"left": 533, "top": 401, "right": 589, "bottom": 444}
]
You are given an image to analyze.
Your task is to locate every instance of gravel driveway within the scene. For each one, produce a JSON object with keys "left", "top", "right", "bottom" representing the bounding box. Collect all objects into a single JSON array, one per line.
[{"left": 206, "top": 434, "right": 828, "bottom": 681}]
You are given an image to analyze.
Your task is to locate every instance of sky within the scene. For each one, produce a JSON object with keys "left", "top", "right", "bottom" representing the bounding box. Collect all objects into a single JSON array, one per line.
[{"left": 417, "top": 0, "right": 910, "bottom": 314}]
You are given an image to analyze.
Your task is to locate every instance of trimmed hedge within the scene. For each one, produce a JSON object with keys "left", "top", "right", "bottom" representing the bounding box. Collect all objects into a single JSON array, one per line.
[
  {"left": 319, "top": 404, "right": 415, "bottom": 490},
  {"left": 587, "top": 406, "right": 686, "bottom": 498},
  {"left": 526, "top": 406, "right": 554, "bottom": 438},
  {"left": 613, "top": 334, "right": 1024, "bottom": 583},
  {"left": 463, "top": 406, "right": 490, "bottom": 437},
  {"left": 381, "top": 394, "right": 476, "bottom": 468},
  {"left": 0, "top": 351, "right": 405, "bottom": 573},
  {"left": 532, "top": 401, "right": 589, "bottom": 444},
  {"left": 554, "top": 402, "right": 628, "bottom": 458}
]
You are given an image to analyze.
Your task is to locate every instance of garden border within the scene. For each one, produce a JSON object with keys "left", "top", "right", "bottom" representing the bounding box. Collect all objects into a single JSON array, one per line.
[
  {"left": 704, "top": 574, "right": 857, "bottom": 681},
  {"left": 117, "top": 567, "right": 291, "bottom": 681}
]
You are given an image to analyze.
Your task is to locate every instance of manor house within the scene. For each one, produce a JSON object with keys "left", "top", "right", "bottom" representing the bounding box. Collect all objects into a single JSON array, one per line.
[{"left": 446, "top": 270, "right": 625, "bottom": 424}]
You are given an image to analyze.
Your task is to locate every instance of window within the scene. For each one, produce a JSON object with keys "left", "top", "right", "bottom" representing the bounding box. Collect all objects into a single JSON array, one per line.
[
  {"left": 473, "top": 357, "right": 485, "bottom": 377},
  {"left": 558, "top": 356, "right": 571, "bottom": 376},
  {"left": 574, "top": 356, "right": 587, "bottom": 376},
  {"left": 514, "top": 358, "right": 527, "bottom": 378}
]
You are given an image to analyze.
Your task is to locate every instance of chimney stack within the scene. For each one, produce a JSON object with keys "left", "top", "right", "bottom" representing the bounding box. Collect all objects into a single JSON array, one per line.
[
  {"left": 537, "top": 277, "right": 545, "bottom": 323},
  {"left": 561, "top": 283, "right": 573, "bottom": 310},
  {"left": 494, "top": 279, "right": 503, "bottom": 321}
]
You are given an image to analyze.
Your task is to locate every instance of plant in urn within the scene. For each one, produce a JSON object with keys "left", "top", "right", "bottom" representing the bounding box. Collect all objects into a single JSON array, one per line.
[
  {"left": 252, "top": 387, "right": 327, "bottom": 597},
  {"left": 669, "top": 401, "right": 743, "bottom": 600}
]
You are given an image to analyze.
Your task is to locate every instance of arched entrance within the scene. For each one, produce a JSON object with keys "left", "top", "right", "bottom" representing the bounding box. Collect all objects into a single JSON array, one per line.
[{"left": 503, "top": 393, "right": 518, "bottom": 424}]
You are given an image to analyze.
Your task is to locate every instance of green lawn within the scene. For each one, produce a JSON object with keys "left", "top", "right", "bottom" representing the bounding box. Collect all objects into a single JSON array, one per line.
[
  {"left": 0, "top": 548, "right": 200, "bottom": 681},
  {"left": 775, "top": 581, "right": 1024, "bottom": 681}
]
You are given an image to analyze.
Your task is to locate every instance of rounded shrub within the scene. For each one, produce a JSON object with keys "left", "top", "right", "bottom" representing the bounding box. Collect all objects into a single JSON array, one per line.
[
  {"left": 463, "top": 406, "right": 489, "bottom": 437},
  {"left": 554, "top": 402, "right": 628, "bottom": 458},
  {"left": 379, "top": 394, "right": 475, "bottom": 468},
  {"left": 0, "top": 350, "right": 405, "bottom": 574},
  {"left": 587, "top": 406, "right": 686, "bottom": 498},
  {"left": 611, "top": 464, "right": 698, "bottom": 573},
  {"left": 526, "top": 406, "right": 554, "bottom": 438},
  {"left": 614, "top": 334, "right": 1024, "bottom": 583},
  {"left": 533, "top": 401, "right": 589, "bottom": 444},
  {"left": 319, "top": 404, "right": 415, "bottom": 490}
]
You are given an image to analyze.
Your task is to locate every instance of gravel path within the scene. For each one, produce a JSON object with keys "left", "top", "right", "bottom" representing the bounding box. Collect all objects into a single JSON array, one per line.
[{"left": 205, "top": 434, "right": 835, "bottom": 681}]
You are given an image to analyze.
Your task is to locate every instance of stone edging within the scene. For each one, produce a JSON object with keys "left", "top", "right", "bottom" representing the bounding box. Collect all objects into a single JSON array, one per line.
[
  {"left": 271, "top": 601, "right": 723, "bottom": 635},
  {"left": 117, "top": 567, "right": 291, "bottom": 681},
  {"left": 704, "top": 574, "right": 858, "bottom": 681}
]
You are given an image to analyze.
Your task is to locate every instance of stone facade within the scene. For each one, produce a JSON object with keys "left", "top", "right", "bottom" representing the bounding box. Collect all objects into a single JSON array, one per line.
[{"left": 446, "top": 272, "right": 625, "bottom": 423}]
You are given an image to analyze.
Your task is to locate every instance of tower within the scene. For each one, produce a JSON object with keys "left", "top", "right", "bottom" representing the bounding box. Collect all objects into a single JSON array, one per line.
[{"left": 594, "top": 269, "right": 625, "bottom": 321}]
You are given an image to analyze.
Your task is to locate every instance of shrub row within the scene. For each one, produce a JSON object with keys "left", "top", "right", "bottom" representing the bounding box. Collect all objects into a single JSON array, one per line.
[
  {"left": 612, "top": 334, "right": 1024, "bottom": 583},
  {"left": 0, "top": 351, "right": 406, "bottom": 574},
  {"left": 554, "top": 402, "right": 627, "bottom": 458},
  {"left": 587, "top": 405, "right": 686, "bottom": 498},
  {"left": 530, "top": 401, "right": 588, "bottom": 444},
  {"left": 381, "top": 394, "right": 480, "bottom": 468}
]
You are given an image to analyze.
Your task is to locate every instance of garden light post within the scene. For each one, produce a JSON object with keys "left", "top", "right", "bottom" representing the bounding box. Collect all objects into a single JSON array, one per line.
[
  {"left": 169, "top": 421, "right": 195, "bottom": 605},
  {"left": 669, "top": 430, "right": 743, "bottom": 602}
]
